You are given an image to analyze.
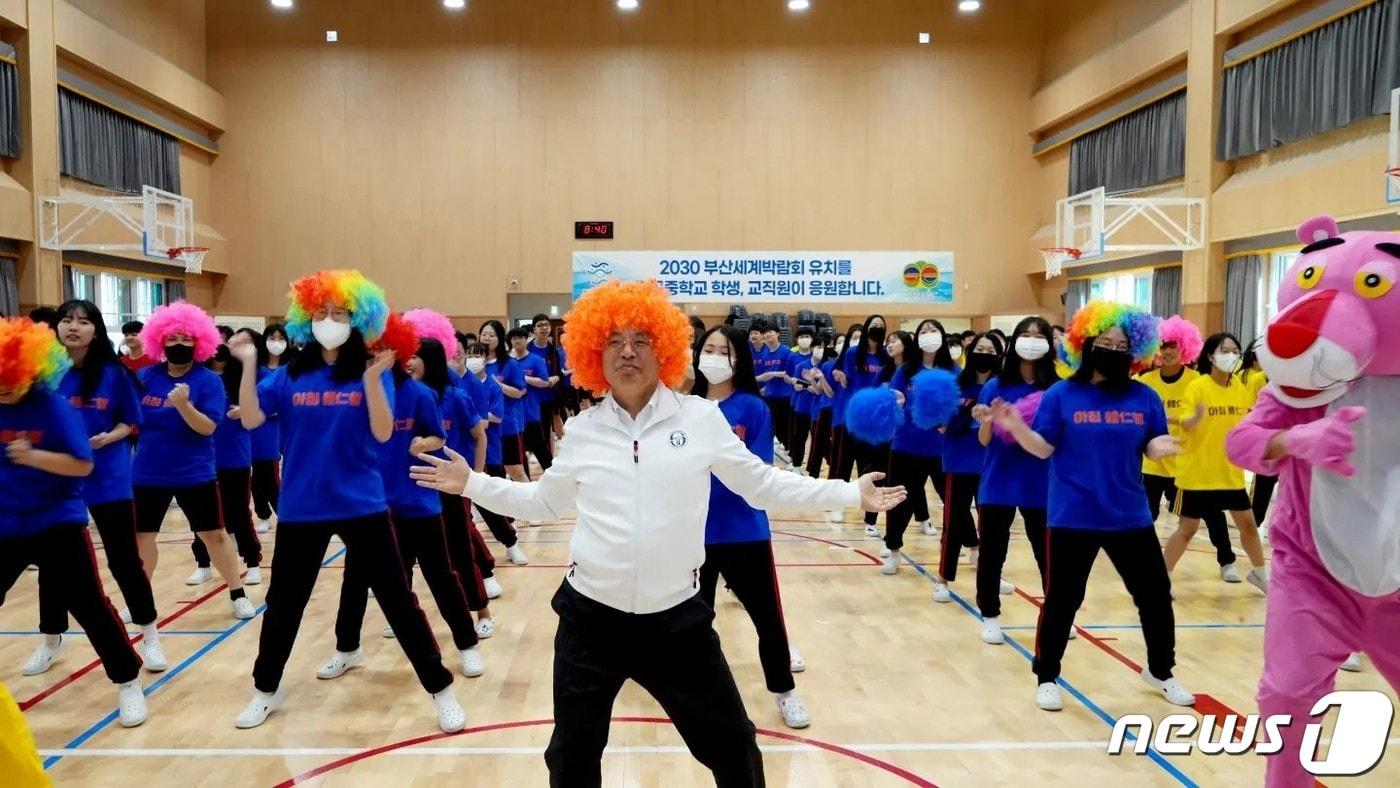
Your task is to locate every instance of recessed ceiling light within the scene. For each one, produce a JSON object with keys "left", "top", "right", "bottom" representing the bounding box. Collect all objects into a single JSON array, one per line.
[
  {"left": 788, "top": 0, "right": 811, "bottom": 10},
  {"left": 444, "top": 0, "right": 466, "bottom": 8},
  {"left": 325, "top": 30, "right": 338, "bottom": 42},
  {"left": 958, "top": 0, "right": 982, "bottom": 12},
  {"left": 270, "top": 0, "right": 293, "bottom": 8},
  {"left": 617, "top": 0, "right": 639, "bottom": 10},
  {"left": 918, "top": 32, "right": 931, "bottom": 44}
]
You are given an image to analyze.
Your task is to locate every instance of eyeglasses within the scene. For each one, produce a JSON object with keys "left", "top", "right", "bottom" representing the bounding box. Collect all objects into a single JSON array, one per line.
[
  {"left": 605, "top": 334, "right": 654, "bottom": 353},
  {"left": 1093, "top": 340, "right": 1130, "bottom": 352},
  {"left": 311, "top": 307, "right": 350, "bottom": 321}
]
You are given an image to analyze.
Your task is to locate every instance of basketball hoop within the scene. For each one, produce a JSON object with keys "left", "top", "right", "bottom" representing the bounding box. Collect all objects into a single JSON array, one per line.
[
  {"left": 167, "top": 246, "right": 208, "bottom": 275},
  {"left": 1039, "top": 247, "right": 1081, "bottom": 279}
]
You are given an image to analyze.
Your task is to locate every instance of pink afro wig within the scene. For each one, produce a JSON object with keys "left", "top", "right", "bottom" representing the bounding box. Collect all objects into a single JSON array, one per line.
[
  {"left": 139, "top": 301, "right": 222, "bottom": 363},
  {"left": 1155, "top": 315, "right": 1204, "bottom": 364},
  {"left": 403, "top": 309, "right": 459, "bottom": 359},
  {"left": 562, "top": 280, "right": 691, "bottom": 395}
]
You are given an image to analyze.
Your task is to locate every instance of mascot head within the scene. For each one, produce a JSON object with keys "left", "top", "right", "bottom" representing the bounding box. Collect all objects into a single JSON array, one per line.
[{"left": 1258, "top": 216, "right": 1400, "bottom": 407}]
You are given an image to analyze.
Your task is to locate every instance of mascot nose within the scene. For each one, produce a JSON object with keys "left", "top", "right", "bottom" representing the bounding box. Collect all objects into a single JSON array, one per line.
[{"left": 1267, "top": 289, "right": 1337, "bottom": 360}]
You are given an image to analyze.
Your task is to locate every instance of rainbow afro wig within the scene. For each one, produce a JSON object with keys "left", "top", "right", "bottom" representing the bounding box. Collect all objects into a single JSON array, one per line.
[
  {"left": 140, "top": 301, "right": 222, "bottom": 363},
  {"left": 0, "top": 317, "right": 71, "bottom": 396},
  {"left": 373, "top": 312, "right": 420, "bottom": 367},
  {"left": 403, "top": 308, "right": 459, "bottom": 359},
  {"left": 562, "top": 279, "right": 691, "bottom": 395},
  {"left": 1156, "top": 315, "right": 1204, "bottom": 364},
  {"left": 285, "top": 270, "right": 389, "bottom": 345},
  {"left": 1062, "top": 300, "right": 1161, "bottom": 374}
]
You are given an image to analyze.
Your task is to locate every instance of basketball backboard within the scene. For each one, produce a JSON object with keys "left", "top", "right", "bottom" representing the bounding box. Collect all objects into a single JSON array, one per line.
[{"left": 40, "top": 185, "right": 196, "bottom": 260}]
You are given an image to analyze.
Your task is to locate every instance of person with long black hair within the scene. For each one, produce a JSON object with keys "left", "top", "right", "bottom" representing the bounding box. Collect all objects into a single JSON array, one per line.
[
  {"left": 840, "top": 315, "right": 892, "bottom": 535},
  {"left": 510, "top": 326, "right": 556, "bottom": 479},
  {"left": 825, "top": 324, "right": 864, "bottom": 516},
  {"left": 229, "top": 271, "right": 464, "bottom": 732},
  {"left": 480, "top": 320, "right": 529, "bottom": 483},
  {"left": 1239, "top": 343, "right": 1277, "bottom": 528},
  {"left": 784, "top": 326, "right": 818, "bottom": 470},
  {"left": 462, "top": 341, "right": 528, "bottom": 572},
  {"left": 22, "top": 300, "right": 165, "bottom": 677},
  {"left": 803, "top": 335, "right": 837, "bottom": 479},
  {"left": 252, "top": 323, "right": 288, "bottom": 534}
]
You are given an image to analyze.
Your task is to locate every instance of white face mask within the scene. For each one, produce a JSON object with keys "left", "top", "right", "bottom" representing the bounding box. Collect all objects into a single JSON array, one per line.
[
  {"left": 465, "top": 357, "right": 486, "bottom": 375},
  {"left": 918, "top": 332, "right": 942, "bottom": 353},
  {"left": 797, "top": 336, "right": 812, "bottom": 350},
  {"left": 265, "top": 340, "right": 287, "bottom": 357},
  {"left": 1212, "top": 352, "right": 1241, "bottom": 374},
  {"left": 312, "top": 318, "right": 352, "bottom": 350},
  {"left": 698, "top": 354, "right": 734, "bottom": 384},
  {"left": 1015, "top": 336, "right": 1051, "bottom": 361},
  {"left": 949, "top": 345, "right": 963, "bottom": 362},
  {"left": 811, "top": 347, "right": 825, "bottom": 362}
]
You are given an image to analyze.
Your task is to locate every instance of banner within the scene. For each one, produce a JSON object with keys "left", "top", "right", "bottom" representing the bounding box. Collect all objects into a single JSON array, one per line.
[{"left": 572, "top": 251, "right": 955, "bottom": 304}]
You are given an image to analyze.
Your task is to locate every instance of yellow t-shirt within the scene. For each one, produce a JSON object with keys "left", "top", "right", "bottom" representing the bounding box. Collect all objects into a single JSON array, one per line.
[
  {"left": 1, "top": 682, "right": 50, "bottom": 787},
  {"left": 1242, "top": 369, "right": 1269, "bottom": 405},
  {"left": 1176, "top": 374, "right": 1253, "bottom": 491},
  {"left": 1138, "top": 366, "right": 1201, "bottom": 477}
]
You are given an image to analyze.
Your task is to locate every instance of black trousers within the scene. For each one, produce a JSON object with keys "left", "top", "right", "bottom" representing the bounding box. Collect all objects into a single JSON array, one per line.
[
  {"left": 805, "top": 410, "right": 832, "bottom": 478},
  {"left": 545, "top": 582, "right": 764, "bottom": 787},
  {"left": 1033, "top": 526, "right": 1175, "bottom": 684},
  {"left": 476, "top": 465, "right": 518, "bottom": 547},
  {"left": 440, "top": 492, "right": 492, "bottom": 610},
  {"left": 883, "top": 452, "right": 946, "bottom": 551},
  {"left": 698, "top": 540, "right": 794, "bottom": 694},
  {"left": 788, "top": 411, "right": 811, "bottom": 468},
  {"left": 977, "top": 504, "right": 1047, "bottom": 618},
  {"left": 40, "top": 500, "right": 157, "bottom": 632},
  {"left": 1146, "top": 474, "right": 1235, "bottom": 566},
  {"left": 764, "top": 397, "right": 792, "bottom": 454},
  {"left": 335, "top": 512, "right": 479, "bottom": 653},
  {"left": 1253, "top": 474, "right": 1278, "bottom": 524},
  {"left": 857, "top": 441, "right": 891, "bottom": 527},
  {"left": 251, "top": 459, "right": 280, "bottom": 521},
  {"left": 134, "top": 480, "right": 222, "bottom": 533},
  {"left": 939, "top": 473, "right": 981, "bottom": 581},
  {"left": 2, "top": 524, "right": 141, "bottom": 684},
  {"left": 830, "top": 425, "right": 854, "bottom": 481},
  {"left": 524, "top": 420, "right": 554, "bottom": 472},
  {"left": 251, "top": 512, "right": 452, "bottom": 694},
  {"left": 191, "top": 468, "right": 263, "bottom": 568}
]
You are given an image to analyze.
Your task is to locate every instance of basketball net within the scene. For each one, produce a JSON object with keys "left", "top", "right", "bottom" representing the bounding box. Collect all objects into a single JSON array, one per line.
[
  {"left": 1040, "top": 247, "right": 1081, "bottom": 279},
  {"left": 168, "top": 246, "right": 209, "bottom": 275}
]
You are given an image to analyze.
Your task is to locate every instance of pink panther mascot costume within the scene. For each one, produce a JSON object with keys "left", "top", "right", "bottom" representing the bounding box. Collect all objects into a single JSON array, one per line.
[{"left": 1226, "top": 215, "right": 1400, "bottom": 787}]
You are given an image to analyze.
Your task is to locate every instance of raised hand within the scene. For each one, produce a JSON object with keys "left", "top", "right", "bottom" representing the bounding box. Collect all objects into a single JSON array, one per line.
[
  {"left": 1284, "top": 406, "right": 1366, "bottom": 476},
  {"left": 365, "top": 349, "right": 396, "bottom": 380},
  {"left": 228, "top": 333, "right": 259, "bottom": 363},
  {"left": 411, "top": 446, "right": 472, "bottom": 495},
  {"left": 167, "top": 383, "right": 191, "bottom": 407}
]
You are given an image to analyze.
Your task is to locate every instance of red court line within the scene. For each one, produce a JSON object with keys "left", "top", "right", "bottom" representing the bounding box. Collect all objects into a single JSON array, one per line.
[
  {"left": 274, "top": 716, "right": 937, "bottom": 787},
  {"left": 771, "top": 530, "right": 882, "bottom": 565}
]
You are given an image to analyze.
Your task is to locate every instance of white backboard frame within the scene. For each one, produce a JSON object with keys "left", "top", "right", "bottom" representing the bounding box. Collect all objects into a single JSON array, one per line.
[
  {"left": 40, "top": 185, "right": 195, "bottom": 260},
  {"left": 1055, "top": 187, "right": 1205, "bottom": 261}
]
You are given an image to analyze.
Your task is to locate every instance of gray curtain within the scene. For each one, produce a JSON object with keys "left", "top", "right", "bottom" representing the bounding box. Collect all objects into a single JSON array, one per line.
[
  {"left": 58, "top": 87, "right": 180, "bottom": 194},
  {"left": 1224, "top": 255, "right": 1263, "bottom": 347},
  {"left": 166, "top": 278, "right": 186, "bottom": 302},
  {"left": 1069, "top": 91, "right": 1186, "bottom": 194},
  {"left": 1064, "top": 279, "right": 1090, "bottom": 324},
  {"left": 0, "top": 258, "right": 18, "bottom": 317},
  {"left": 1151, "top": 266, "right": 1182, "bottom": 318},
  {"left": 62, "top": 264, "right": 75, "bottom": 302},
  {"left": 1, "top": 60, "right": 18, "bottom": 158},
  {"left": 1218, "top": 0, "right": 1400, "bottom": 160}
]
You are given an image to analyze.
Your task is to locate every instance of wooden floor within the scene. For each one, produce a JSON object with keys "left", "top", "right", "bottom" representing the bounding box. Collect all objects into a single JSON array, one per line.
[{"left": 3, "top": 498, "right": 1397, "bottom": 787}]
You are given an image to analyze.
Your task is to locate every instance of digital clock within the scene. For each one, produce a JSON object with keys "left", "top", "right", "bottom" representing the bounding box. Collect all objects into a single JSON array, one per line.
[{"left": 575, "top": 221, "right": 614, "bottom": 240}]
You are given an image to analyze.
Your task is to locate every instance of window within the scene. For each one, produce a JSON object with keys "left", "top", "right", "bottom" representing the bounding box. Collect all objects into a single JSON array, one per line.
[
  {"left": 70, "top": 268, "right": 168, "bottom": 349},
  {"left": 1254, "top": 251, "right": 1297, "bottom": 342},
  {"left": 1084, "top": 271, "right": 1153, "bottom": 309}
]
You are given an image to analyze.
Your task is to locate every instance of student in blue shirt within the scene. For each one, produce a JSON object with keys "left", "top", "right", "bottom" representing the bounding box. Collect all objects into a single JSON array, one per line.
[
  {"left": 230, "top": 272, "right": 463, "bottom": 733},
  {"left": 825, "top": 326, "right": 861, "bottom": 521},
  {"left": 132, "top": 303, "right": 250, "bottom": 620},
  {"left": 754, "top": 320, "right": 794, "bottom": 456},
  {"left": 24, "top": 301, "right": 164, "bottom": 679},
  {"left": 510, "top": 326, "right": 557, "bottom": 476},
  {"left": 251, "top": 323, "right": 289, "bottom": 533},
  {"left": 528, "top": 314, "right": 568, "bottom": 438},
  {"left": 785, "top": 327, "right": 818, "bottom": 470},
  {"left": 802, "top": 335, "right": 836, "bottom": 479},
  {"left": 0, "top": 316, "right": 148, "bottom": 728},
  {"left": 464, "top": 341, "right": 527, "bottom": 575},
  {"left": 691, "top": 325, "right": 811, "bottom": 731},
  {"left": 480, "top": 320, "right": 529, "bottom": 483},
  {"left": 931, "top": 332, "right": 1002, "bottom": 604},
  {"left": 840, "top": 315, "right": 892, "bottom": 534},
  {"left": 991, "top": 303, "right": 1191, "bottom": 712}
]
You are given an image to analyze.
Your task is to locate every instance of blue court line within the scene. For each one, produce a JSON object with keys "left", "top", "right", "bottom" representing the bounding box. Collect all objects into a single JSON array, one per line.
[
  {"left": 43, "top": 547, "right": 348, "bottom": 771},
  {"left": 0, "top": 630, "right": 230, "bottom": 637},
  {"left": 901, "top": 554, "right": 1199, "bottom": 788},
  {"left": 1002, "top": 623, "right": 1264, "bottom": 631}
]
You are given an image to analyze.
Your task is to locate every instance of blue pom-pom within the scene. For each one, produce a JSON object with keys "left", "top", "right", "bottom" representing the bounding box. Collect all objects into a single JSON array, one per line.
[
  {"left": 910, "top": 368, "right": 960, "bottom": 429},
  {"left": 846, "top": 388, "right": 902, "bottom": 445}
]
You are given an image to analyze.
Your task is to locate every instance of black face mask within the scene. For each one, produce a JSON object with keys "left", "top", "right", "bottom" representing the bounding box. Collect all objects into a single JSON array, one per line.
[
  {"left": 866, "top": 326, "right": 886, "bottom": 344},
  {"left": 1090, "top": 347, "right": 1132, "bottom": 382},
  {"left": 970, "top": 353, "right": 999, "bottom": 374},
  {"left": 165, "top": 344, "right": 195, "bottom": 365}
]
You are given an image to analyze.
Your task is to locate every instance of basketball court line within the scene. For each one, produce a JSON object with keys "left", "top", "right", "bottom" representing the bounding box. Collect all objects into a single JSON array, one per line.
[{"left": 1, "top": 629, "right": 236, "bottom": 637}]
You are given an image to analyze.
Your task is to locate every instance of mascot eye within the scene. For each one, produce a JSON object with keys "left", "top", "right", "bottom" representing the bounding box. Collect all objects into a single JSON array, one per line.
[
  {"left": 1296, "top": 264, "right": 1324, "bottom": 290},
  {"left": 1354, "top": 269, "right": 1394, "bottom": 299}
]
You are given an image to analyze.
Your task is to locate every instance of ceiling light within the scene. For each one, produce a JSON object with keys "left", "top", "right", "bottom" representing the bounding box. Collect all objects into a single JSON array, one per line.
[
  {"left": 788, "top": 0, "right": 811, "bottom": 10},
  {"left": 444, "top": 0, "right": 466, "bottom": 8},
  {"left": 918, "top": 32, "right": 931, "bottom": 44},
  {"left": 325, "top": 30, "right": 338, "bottom": 42},
  {"left": 270, "top": 0, "right": 292, "bottom": 8},
  {"left": 617, "top": 0, "right": 639, "bottom": 10},
  {"left": 958, "top": 0, "right": 982, "bottom": 12}
]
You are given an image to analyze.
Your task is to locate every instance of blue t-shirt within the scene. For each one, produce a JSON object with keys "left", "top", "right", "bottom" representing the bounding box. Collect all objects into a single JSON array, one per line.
[
  {"left": 839, "top": 347, "right": 890, "bottom": 439},
  {"left": 527, "top": 341, "right": 559, "bottom": 401},
  {"left": 250, "top": 366, "right": 281, "bottom": 461},
  {"left": 758, "top": 345, "right": 794, "bottom": 398},
  {"left": 515, "top": 353, "right": 551, "bottom": 424},
  {"left": 889, "top": 366, "right": 945, "bottom": 458},
  {"left": 942, "top": 379, "right": 988, "bottom": 475},
  {"left": 1033, "top": 380, "right": 1168, "bottom": 530},
  {"left": 56, "top": 364, "right": 141, "bottom": 505},
  {"left": 212, "top": 401, "right": 252, "bottom": 470},
  {"left": 440, "top": 385, "right": 485, "bottom": 464},
  {"left": 381, "top": 378, "right": 445, "bottom": 518},
  {"left": 814, "top": 358, "right": 836, "bottom": 417},
  {"left": 488, "top": 358, "right": 526, "bottom": 436},
  {"left": 0, "top": 388, "right": 94, "bottom": 536},
  {"left": 975, "top": 377, "right": 1049, "bottom": 508},
  {"left": 704, "top": 393, "right": 773, "bottom": 544},
  {"left": 468, "top": 372, "right": 505, "bottom": 466},
  {"left": 788, "top": 351, "right": 817, "bottom": 415},
  {"left": 258, "top": 365, "right": 395, "bottom": 522},
  {"left": 133, "top": 365, "right": 226, "bottom": 487}
]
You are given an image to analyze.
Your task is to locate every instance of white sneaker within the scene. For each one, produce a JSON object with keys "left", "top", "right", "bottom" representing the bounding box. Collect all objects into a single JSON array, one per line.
[
  {"left": 827, "top": 509, "right": 844, "bottom": 523},
  {"left": 881, "top": 553, "right": 899, "bottom": 575},
  {"left": 117, "top": 680, "right": 148, "bottom": 728},
  {"left": 367, "top": 587, "right": 375, "bottom": 599},
  {"left": 1141, "top": 669, "right": 1196, "bottom": 706},
  {"left": 1340, "top": 653, "right": 1363, "bottom": 673},
  {"left": 932, "top": 583, "right": 951, "bottom": 603},
  {"left": 231, "top": 596, "right": 257, "bottom": 620},
  {"left": 920, "top": 521, "right": 937, "bottom": 536},
  {"left": 1035, "top": 682, "right": 1063, "bottom": 711},
  {"left": 244, "top": 566, "right": 262, "bottom": 585},
  {"left": 864, "top": 524, "right": 880, "bottom": 539},
  {"left": 316, "top": 649, "right": 365, "bottom": 680},
  {"left": 235, "top": 688, "right": 285, "bottom": 729},
  {"left": 506, "top": 545, "right": 529, "bottom": 565},
  {"left": 22, "top": 635, "right": 64, "bottom": 676},
  {"left": 789, "top": 646, "right": 806, "bottom": 673},
  {"left": 382, "top": 625, "right": 396, "bottom": 639},
  {"left": 483, "top": 577, "right": 503, "bottom": 599},
  {"left": 475, "top": 618, "right": 496, "bottom": 639},
  {"left": 186, "top": 567, "right": 214, "bottom": 585},
  {"left": 1247, "top": 568, "right": 1269, "bottom": 595},
  {"left": 1220, "top": 563, "right": 1243, "bottom": 583},
  {"left": 980, "top": 617, "right": 1004, "bottom": 645},
  {"left": 460, "top": 647, "right": 485, "bottom": 678},
  {"left": 999, "top": 578, "right": 1015, "bottom": 595},
  {"left": 255, "top": 519, "right": 270, "bottom": 534},
  {"left": 878, "top": 546, "right": 892, "bottom": 558},
  {"left": 119, "top": 607, "right": 133, "bottom": 625},
  {"left": 141, "top": 636, "right": 168, "bottom": 673},
  {"left": 969, "top": 547, "right": 979, "bottom": 567},
  {"left": 1068, "top": 627, "right": 1078, "bottom": 640},
  {"left": 776, "top": 693, "right": 811, "bottom": 729},
  {"left": 432, "top": 689, "right": 467, "bottom": 733}
]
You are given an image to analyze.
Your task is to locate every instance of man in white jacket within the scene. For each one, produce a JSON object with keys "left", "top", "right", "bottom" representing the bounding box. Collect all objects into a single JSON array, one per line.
[{"left": 413, "top": 281, "right": 904, "bottom": 787}]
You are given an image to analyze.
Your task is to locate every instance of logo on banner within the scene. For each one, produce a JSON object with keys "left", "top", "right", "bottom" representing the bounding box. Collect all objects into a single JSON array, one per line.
[
  {"left": 902, "top": 261, "right": 942, "bottom": 291},
  {"left": 586, "top": 260, "right": 614, "bottom": 285}
]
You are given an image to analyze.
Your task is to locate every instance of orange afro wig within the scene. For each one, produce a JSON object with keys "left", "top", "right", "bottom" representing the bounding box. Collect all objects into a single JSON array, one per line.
[{"left": 562, "top": 279, "right": 691, "bottom": 395}]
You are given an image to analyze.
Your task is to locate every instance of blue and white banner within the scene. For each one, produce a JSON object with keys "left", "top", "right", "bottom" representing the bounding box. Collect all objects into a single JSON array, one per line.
[{"left": 572, "top": 251, "right": 955, "bottom": 304}]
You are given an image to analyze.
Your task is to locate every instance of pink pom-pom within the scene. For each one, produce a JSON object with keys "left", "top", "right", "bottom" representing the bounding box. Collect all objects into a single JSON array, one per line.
[
  {"left": 991, "top": 390, "right": 1044, "bottom": 444},
  {"left": 403, "top": 308, "right": 459, "bottom": 358}
]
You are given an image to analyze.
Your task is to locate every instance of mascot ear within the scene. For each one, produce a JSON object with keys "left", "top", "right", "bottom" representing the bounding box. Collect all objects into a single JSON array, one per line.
[{"left": 1297, "top": 215, "right": 1340, "bottom": 245}]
